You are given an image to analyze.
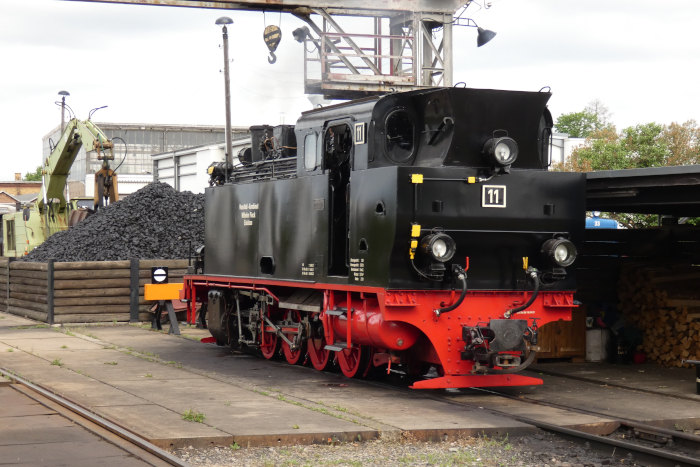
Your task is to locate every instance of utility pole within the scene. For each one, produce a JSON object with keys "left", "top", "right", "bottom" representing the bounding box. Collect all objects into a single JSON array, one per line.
[
  {"left": 216, "top": 17, "right": 234, "bottom": 180},
  {"left": 58, "top": 90, "right": 70, "bottom": 133}
]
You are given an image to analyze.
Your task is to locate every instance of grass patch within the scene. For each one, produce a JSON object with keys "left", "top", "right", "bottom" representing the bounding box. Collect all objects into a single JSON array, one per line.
[
  {"left": 51, "top": 359, "right": 63, "bottom": 367},
  {"left": 182, "top": 409, "right": 206, "bottom": 423},
  {"left": 261, "top": 392, "right": 367, "bottom": 427},
  {"left": 230, "top": 442, "right": 241, "bottom": 451}
]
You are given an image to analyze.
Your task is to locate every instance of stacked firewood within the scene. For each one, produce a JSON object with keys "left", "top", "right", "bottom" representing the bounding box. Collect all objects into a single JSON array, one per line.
[{"left": 617, "top": 264, "right": 700, "bottom": 367}]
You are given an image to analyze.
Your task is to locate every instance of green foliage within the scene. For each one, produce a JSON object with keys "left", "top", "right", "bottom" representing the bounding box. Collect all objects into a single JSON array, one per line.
[
  {"left": 554, "top": 117, "right": 699, "bottom": 172},
  {"left": 622, "top": 123, "right": 669, "bottom": 167},
  {"left": 555, "top": 111, "right": 600, "bottom": 138},
  {"left": 664, "top": 120, "right": 700, "bottom": 165},
  {"left": 24, "top": 166, "right": 42, "bottom": 181},
  {"left": 182, "top": 409, "right": 206, "bottom": 423},
  {"left": 553, "top": 104, "right": 700, "bottom": 228}
]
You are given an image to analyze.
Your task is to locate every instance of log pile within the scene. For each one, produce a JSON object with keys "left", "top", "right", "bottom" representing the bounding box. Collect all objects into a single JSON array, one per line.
[
  {"left": 617, "top": 264, "right": 700, "bottom": 367},
  {"left": 0, "top": 258, "right": 189, "bottom": 324}
]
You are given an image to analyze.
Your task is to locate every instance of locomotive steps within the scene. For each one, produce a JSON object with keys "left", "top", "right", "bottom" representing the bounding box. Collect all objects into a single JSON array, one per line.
[{"left": 3, "top": 312, "right": 697, "bottom": 450}]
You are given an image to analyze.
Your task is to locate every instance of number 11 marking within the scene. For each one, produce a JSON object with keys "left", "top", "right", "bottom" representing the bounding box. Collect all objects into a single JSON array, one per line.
[{"left": 482, "top": 185, "right": 507, "bottom": 208}]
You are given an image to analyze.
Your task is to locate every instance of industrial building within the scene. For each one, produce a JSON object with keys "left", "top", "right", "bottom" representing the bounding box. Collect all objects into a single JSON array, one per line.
[{"left": 41, "top": 122, "right": 249, "bottom": 198}]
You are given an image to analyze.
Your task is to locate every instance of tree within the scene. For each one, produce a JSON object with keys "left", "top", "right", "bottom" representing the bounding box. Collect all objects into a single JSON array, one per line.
[
  {"left": 555, "top": 99, "right": 613, "bottom": 138},
  {"left": 584, "top": 99, "right": 612, "bottom": 131},
  {"left": 552, "top": 115, "right": 700, "bottom": 228},
  {"left": 662, "top": 120, "right": 700, "bottom": 166},
  {"left": 24, "top": 166, "right": 42, "bottom": 181},
  {"left": 556, "top": 120, "right": 698, "bottom": 172},
  {"left": 554, "top": 111, "right": 599, "bottom": 138},
  {"left": 622, "top": 123, "right": 669, "bottom": 168}
]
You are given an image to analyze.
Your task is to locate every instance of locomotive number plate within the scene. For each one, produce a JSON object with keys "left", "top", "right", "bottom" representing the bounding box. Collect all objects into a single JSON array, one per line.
[{"left": 482, "top": 185, "right": 506, "bottom": 208}]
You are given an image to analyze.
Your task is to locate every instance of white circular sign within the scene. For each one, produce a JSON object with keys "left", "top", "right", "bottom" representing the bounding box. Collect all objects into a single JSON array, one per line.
[{"left": 152, "top": 268, "right": 168, "bottom": 283}]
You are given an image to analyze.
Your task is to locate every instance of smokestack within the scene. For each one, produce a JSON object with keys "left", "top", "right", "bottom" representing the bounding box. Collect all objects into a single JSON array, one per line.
[{"left": 14, "top": 173, "right": 21, "bottom": 181}]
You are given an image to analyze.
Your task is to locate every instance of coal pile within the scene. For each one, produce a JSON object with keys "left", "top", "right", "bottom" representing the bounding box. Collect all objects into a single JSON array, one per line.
[{"left": 23, "top": 182, "right": 204, "bottom": 262}]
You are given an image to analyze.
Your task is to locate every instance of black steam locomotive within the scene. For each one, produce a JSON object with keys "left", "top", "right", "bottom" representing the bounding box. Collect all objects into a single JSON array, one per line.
[{"left": 185, "top": 87, "right": 585, "bottom": 389}]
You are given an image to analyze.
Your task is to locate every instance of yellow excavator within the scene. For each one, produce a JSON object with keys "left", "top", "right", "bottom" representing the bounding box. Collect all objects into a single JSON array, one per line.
[{"left": 2, "top": 118, "right": 122, "bottom": 257}]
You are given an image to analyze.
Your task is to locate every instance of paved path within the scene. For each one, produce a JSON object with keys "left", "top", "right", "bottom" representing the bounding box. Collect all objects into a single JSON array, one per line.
[
  {"left": 0, "top": 379, "right": 161, "bottom": 466},
  {"left": 1, "top": 311, "right": 697, "bottom": 451}
]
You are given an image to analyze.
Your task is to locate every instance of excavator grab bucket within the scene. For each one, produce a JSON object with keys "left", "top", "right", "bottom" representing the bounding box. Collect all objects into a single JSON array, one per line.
[{"left": 94, "top": 168, "right": 119, "bottom": 210}]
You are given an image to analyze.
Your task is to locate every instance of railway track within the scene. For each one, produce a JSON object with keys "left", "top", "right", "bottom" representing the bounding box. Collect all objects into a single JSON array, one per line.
[
  {"left": 0, "top": 368, "right": 189, "bottom": 467},
  {"left": 529, "top": 364, "right": 700, "bottom": 402},
  {"left": 182, "top": 345, "right": 700, "bottom": 466},
  {"left": 400, "top": 369, "right": 700, "bottom": 467}
]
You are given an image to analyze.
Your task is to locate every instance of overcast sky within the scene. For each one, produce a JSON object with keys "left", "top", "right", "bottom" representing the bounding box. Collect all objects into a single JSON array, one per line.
[{"left": 0, "top": 0, "right": 699, "bottom": 180}]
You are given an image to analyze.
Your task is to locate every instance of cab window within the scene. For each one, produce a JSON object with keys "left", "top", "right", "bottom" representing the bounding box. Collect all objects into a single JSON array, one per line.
[
  {"left": 384, "top": 109, "right": 415, "bottom": 163},
  {"left": 304, "top": 133, "right": 318, "bottom": 170}
]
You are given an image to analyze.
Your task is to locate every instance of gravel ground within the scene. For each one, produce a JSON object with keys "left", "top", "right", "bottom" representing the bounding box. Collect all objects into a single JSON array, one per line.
[{"left": 174, "top": 431, "right": 644, "bottom": 466}]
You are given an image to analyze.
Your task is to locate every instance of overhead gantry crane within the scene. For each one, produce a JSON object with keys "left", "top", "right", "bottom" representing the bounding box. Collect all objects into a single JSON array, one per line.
[{"left": 66, "top": 0, "right": 495, "bottom": 100}]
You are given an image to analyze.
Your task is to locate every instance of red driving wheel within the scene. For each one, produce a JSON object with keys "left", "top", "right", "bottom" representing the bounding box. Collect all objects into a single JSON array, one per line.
[
  {"left": 307, "top": 335, "right": 332, "bottom": 371},
  {"left": 281, "top": 310, "right": 306, "bottom": 365},
  {"left": 336, "top": 345, "right": 371, "bottom": 378},
  {"left": 260, "top": 322, "right": 278, "bottom": 359}
]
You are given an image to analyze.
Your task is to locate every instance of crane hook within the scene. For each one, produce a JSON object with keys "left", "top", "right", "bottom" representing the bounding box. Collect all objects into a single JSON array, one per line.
[{"left": 263, "top": 25, "right": 281, "bottom": 66}]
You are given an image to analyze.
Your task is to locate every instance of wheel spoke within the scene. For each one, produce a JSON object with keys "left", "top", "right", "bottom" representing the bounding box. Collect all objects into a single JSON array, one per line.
[
  {"left": 307, "top": 337, "right": 330, "bottom": 370},
  {"left": 337, "top": 345, "right": 370, "bottom": 378},
  {"left": 260, "top": 323, "right": 278, "bottom": 359},
  {"left": 281, "top": 310, "right": 306, "bottom": 365}
]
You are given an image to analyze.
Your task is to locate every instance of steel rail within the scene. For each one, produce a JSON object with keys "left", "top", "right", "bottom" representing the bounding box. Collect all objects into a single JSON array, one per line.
[
  {"left": 358, "top": 374, "right": 700, "bottom": 467},
  {"left": 434, "top": 388, "right": 700, "bottom": 466},
  {"left": 0, "top": 367, "right": 190, "bottom": 467},
  {"left": 469, "top": 384, "right": 700, "bottom": 447},
  {"left": 528, "top": 365, "right": 700, "bottom": 402}
]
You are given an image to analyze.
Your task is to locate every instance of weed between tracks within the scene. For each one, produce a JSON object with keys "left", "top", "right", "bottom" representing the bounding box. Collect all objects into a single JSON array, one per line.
[
  {"left": 182, "top": 409, "right": 206, "bottom": 423},
  {"left": 253, "top": 390, "right": 371, "bottom": 430}
]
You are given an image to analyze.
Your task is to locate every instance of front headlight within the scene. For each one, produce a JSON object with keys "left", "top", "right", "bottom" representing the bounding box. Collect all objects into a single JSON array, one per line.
[
  {"left": 483, "top": 136, "right": 518, "bottom": 167},
  {"left": 541, "top": 237, "right": 577, "bottom": 267},
  {"left": 421, "top": 233, "right": 456, "bottom": 263}
]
